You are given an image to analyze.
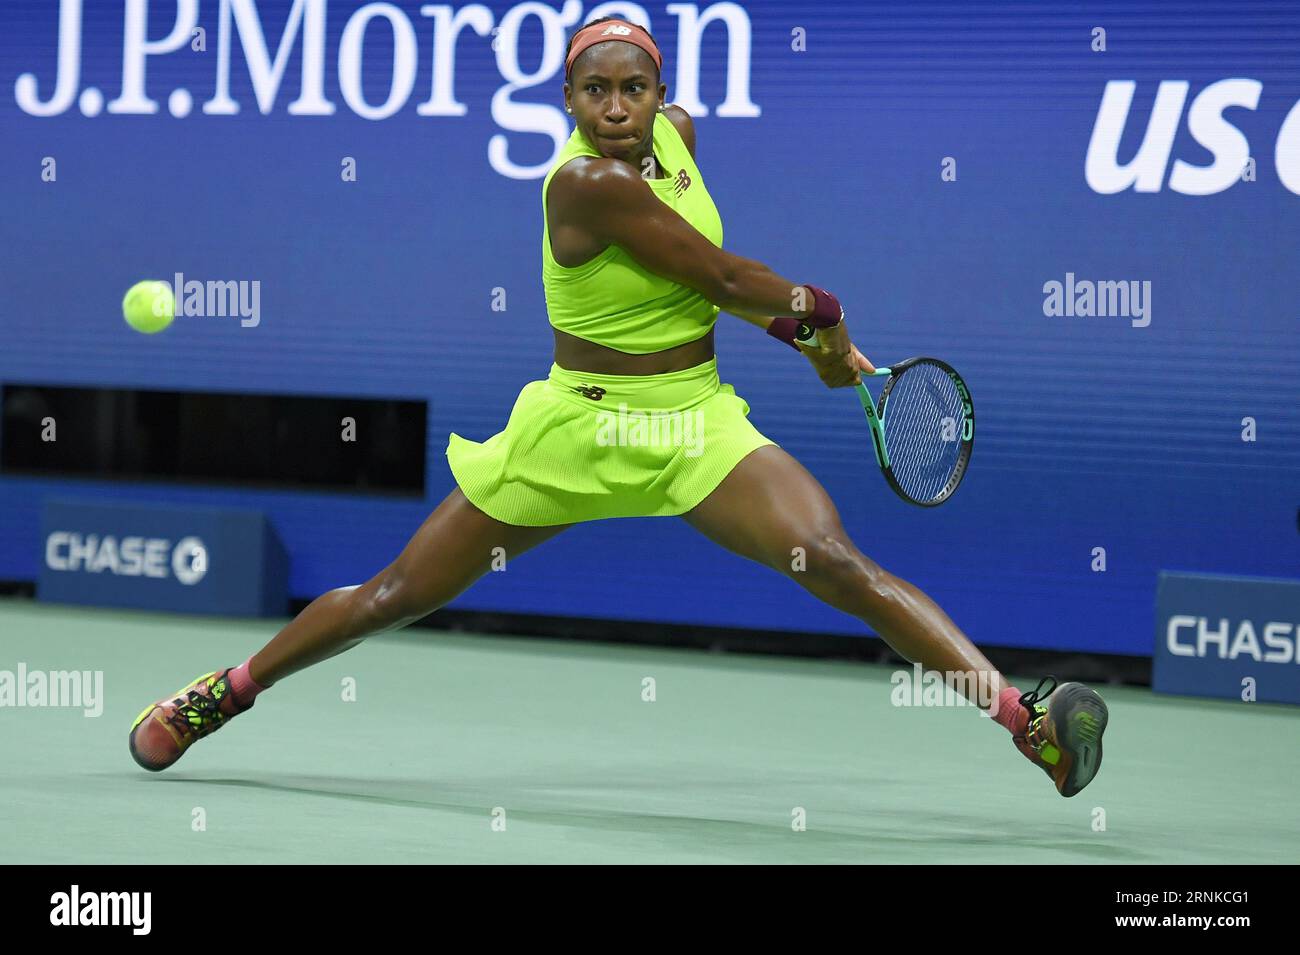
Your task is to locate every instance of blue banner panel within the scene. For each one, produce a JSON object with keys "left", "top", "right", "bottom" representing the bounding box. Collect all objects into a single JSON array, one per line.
[
  {"left": 1154, "top": 573, "right": 1300, "bottom": 705},
  {"left": 37, "top": 498, "right": 287, "bottom": 616},
  {"left": 3, "top": 1, "right": 1298, "bottom": 653}
]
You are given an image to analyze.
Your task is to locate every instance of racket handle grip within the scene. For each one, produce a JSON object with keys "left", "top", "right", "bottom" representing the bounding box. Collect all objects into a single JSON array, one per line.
[
  {"left": 795, "top": 326, "right": 820, "bottom": 349},
  {"left": 768, "top": 286, "right": 843, "bottom": 351}
]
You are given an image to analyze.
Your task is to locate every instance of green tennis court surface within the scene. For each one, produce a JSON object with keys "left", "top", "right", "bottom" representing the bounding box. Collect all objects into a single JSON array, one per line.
[{"left": 2, "top": 599, "right": 1296, "bottom": 864}]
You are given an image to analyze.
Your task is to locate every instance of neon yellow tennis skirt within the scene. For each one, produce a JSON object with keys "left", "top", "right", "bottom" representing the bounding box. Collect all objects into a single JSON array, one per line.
[{"left": 446, "top": 358, "right": 776, "bottom": 526}]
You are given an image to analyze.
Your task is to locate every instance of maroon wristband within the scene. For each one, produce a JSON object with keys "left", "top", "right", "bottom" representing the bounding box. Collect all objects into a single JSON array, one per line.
[
  {"left": 766, "top": 316, "right": 803, "bottom": 352},
  {"left": 800, "top": 285, "right": 845, "bottom": 329}
]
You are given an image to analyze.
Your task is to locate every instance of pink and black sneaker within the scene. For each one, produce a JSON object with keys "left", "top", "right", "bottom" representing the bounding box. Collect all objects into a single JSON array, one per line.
[
  {"left": 1011, "top": 676, "right": 1109, "bottom": 797},
  {"left": 128, "top": 670, "right": 253, "bottom": 771}
]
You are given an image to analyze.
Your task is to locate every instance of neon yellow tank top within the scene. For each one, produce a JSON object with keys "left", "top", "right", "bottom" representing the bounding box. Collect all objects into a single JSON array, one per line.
[{"left": 541, "top": 111, "right": 724, "bottom": 354}]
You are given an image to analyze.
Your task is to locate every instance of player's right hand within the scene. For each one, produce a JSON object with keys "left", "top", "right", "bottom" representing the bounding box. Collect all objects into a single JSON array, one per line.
[{"left": 802, "top": 321, "right": 874, "bottom": 388}]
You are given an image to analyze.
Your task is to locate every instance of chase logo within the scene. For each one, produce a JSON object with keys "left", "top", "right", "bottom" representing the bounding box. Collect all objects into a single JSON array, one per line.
[
  {"left": 171, "top": 536, "right": 209, "bottom": 585},
  {"left": 1155, "top": 573, "right": 1300, "bottom": 706},
  {"left": 45, "top": 533, "right": 209, "bottom": 586},
  {"left": 1166, "top": 616, "right": 1297, "bottom": 664}
]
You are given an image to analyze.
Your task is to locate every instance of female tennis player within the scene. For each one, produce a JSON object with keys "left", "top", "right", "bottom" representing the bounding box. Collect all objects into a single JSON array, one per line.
[{"left": 130, "top": 17, "right": 1108, "bottom": 797}]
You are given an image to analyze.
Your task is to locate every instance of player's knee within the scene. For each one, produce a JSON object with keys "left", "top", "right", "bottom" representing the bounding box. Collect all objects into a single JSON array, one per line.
[{"left": 361, "top": 572, "right": 431, "bottom": 633}]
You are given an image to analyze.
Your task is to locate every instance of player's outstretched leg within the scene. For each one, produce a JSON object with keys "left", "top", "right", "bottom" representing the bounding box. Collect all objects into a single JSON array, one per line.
[
  {"left": 682, "top": 446, "right": 1107, "bottom": 797},
  {"left": 128, "top": 490, "right": 567, "bottom": 771}
]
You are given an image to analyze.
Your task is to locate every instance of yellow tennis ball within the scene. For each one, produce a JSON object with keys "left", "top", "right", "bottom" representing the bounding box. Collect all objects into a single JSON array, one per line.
[{"left": 122, "top": 280, "right": 175, "bottom": 334}]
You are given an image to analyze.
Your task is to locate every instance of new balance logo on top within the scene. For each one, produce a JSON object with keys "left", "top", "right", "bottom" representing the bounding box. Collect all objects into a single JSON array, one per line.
[
  {"left": 602, "top": 25, "right": 633, "bottom": 36},
  {"left": 674, "top": 169, "right": 692, "bottom": 196}
]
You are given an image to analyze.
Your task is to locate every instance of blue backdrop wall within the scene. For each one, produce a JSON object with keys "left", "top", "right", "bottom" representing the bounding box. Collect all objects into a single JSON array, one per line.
[{"left": 2, "top": 0, "right": 1297, "bottom": 654}]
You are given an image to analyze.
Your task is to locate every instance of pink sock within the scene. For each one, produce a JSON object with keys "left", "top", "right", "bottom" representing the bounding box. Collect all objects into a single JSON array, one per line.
[
  {"left": 992, "top": 686, "right": 1028, "bottom": 736},
  {"left": 228, "top": 656, "right": 267, "bottom": 708}
]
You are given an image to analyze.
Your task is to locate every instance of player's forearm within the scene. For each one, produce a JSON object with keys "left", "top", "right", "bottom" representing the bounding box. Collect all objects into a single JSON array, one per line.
[
  {"left": 710, "top": 254, "right": 814, "bottom": 320},
  {"left": 724, "top": 306, "right": 774, "bottom": 329}
]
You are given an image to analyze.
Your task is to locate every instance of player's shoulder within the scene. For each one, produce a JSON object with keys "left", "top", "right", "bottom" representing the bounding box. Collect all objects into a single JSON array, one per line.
[
  {"left": 548, "top": 155, "right": 653, "bottom": 223},
  {"left": 551, "top": 154, "right": 647, "bottom": 197},
  {"left": 662, "top": 104, "right": 696, "bottom": 158}
]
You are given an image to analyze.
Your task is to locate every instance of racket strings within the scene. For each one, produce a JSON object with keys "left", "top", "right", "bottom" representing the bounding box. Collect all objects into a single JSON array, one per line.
[
  {"left": 882, "top": 363, "right": 967, "bottom": 502},
  {"left": 893, "top": 396, "right": 948, "bottom": 495}
]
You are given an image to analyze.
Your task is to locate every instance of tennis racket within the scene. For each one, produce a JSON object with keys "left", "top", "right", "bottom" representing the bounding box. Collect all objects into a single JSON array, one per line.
[{"left": 854, "top": 357, "right": 973, "bottom": 506}]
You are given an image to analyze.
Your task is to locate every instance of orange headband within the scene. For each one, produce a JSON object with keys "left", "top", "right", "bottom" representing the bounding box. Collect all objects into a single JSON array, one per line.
[{"left": 565, "top": 19, "right": 662, "bottom": 78}]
